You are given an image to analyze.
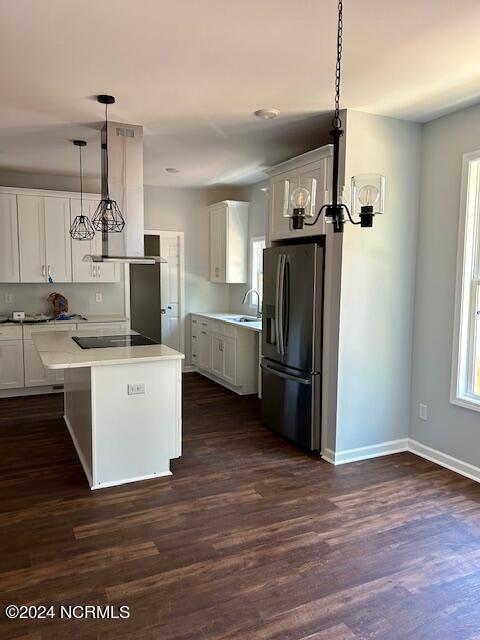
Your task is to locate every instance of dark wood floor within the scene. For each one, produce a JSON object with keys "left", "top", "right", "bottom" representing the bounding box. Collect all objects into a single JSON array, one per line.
[{"left": 1, "top": 374, "right": 480, "bottom": 639}]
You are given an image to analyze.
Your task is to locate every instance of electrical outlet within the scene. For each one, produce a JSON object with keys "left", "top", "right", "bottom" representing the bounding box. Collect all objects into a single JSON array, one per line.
[
  {"left": 128, "top": 383, "right": 146, "bottom": 395},
  {"left": 95, "top": 293, "right": 102, "bottom": 303},
  {"left": 419, "top": 403, "right": 428, "bottom": 421},
  {"left": 4, "top": 293, "right": 13, "bottom": 304}
]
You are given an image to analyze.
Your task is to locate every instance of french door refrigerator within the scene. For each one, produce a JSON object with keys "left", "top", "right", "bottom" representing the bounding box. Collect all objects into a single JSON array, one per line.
[{"left": 261, "top": 241, "right": 324, "bottom": 451}]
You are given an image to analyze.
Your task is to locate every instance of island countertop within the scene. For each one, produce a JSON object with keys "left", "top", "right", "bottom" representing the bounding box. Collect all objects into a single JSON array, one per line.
[{"left": 33, "top": 329, "right": 184, "bottom": 370}]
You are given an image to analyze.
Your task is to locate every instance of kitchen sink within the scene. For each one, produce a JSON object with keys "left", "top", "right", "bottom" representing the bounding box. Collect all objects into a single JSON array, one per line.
[{"left": 226, "top": 316, "right": 260, "bottom": 323}]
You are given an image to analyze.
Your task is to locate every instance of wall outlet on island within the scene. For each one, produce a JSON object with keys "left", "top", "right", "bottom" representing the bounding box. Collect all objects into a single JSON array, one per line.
[
  {"left": 419, "top": 403, "right": 428, "bottom": 421},
  {"left": 95, "top": 293, "right": 102, "bottom": 303},
  {"left": 128, "top": 383, "right": 146, "bottom": 395}
]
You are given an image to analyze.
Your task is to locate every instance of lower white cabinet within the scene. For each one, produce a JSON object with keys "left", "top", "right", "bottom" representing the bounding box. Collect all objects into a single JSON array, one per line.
[
  {"left": 191, "top": 314, "right": 257, "bottom": 395},
  {"left": 0, "top": 340, "right": 24, "bottom": 389},
  {"left": 24, "top": 340, "right": 51, "bottom": 387},
  {"left": 0, "top": 321, "right": 130, "bottom": 393}
]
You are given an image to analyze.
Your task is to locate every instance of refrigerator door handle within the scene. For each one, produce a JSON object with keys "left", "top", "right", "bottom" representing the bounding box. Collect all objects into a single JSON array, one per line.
[
  {"left": 275, "top": 254, "right": 283, "bottom": 354},
  {"left": 277, "top": 254, "right": 286, "bottom": 355},
  {"left": 283, "top": 256, "right": 290, "bottom": 350},
  {"left": 261, "top": 362, "right": 311, "bottom": 385}
]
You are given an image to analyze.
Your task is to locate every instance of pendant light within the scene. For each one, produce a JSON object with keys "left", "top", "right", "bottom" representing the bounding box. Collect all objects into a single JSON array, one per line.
[
  {"left": 289, "top": 0, "right": 385, "bottom": 233},
  {"left": 92, "top": 95, "right": 125, "bottom": 233},
  {"left": 69, "top": 140, "right": 95, "bottom": 240}
]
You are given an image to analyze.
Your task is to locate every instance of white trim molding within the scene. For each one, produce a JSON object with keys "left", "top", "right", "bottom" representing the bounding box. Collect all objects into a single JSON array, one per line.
[
  {"left": 322, "top": 439, "right": 409, "bottom": 465},
  {"left": 322, "top": 437, "right": 480, "bottom": 484},
  {"left": 450, "top": 149, "right": 480, "bottom": 412},
  {"left": 408, "top": 439, "right": 480, "bottom": 484}
]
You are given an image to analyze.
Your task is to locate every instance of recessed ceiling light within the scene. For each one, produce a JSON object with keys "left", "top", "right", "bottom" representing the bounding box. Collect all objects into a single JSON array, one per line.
[
  {"left": 165, "top": 167, "right": 180, "bottom": 173},
  {"left": 254, "top": 108, "right": 280, "bottom": 120}
]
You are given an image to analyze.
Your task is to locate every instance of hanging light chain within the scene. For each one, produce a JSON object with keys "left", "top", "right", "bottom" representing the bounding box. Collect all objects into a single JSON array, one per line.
[
  {"left": 333, "top": 0, "right": 343, "bottom": 129},
  {"left": 79, "top": 142, "right": 84, "bottom": 216}
]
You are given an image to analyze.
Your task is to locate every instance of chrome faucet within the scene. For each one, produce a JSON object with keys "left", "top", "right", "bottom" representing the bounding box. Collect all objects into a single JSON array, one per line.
[{"left": 242, "top": 288, "right": 262, "bottom": 318}]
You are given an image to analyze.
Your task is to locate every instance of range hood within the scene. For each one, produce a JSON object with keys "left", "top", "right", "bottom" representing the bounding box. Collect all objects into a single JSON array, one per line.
[{"left": 84, "top": 120, "right": 165, "bottom": 265}]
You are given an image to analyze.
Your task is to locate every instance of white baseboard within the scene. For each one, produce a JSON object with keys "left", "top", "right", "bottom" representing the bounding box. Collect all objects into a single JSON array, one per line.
[
  {"left": 0, "top": 386, "right": 63, "bottom": 399},
  {"left": 183, "top": 365, "right": 197, "bottom": 373},
  {"left": 322, "top": 438, "right": 409, "bottom": 465},
  {"left": 408, "top": 439, "right": 480, "bottom": 484},
  {"left": 322, "top": 437, "right": 480, "bottom": 484},
  {"left": 91, "top": 470, "right": 172, "bottom": 490}
]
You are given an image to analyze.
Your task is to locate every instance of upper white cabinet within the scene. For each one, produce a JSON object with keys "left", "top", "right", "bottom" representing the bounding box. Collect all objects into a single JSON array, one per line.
[
  {"left": 70, "top": 199, "right": 120, "bottom": 283},
  {"left": 0, "top": 194, "right": 20, "bottom": 282},
  {"left": 18, "top": 194, "right": 72, "bottom": 283},
  {"left": 267, "top": 146, "right": 333, "bottom": 242},
  {"left": 209, "top": 200, "right": 249, "bottom": 283},
  {"left": 0, "top": 187, "right": 122, "bottom": 285}
]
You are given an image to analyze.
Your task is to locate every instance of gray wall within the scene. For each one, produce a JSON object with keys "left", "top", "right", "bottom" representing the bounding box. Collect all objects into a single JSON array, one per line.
[
  {"left": 334, "top": 111, "right": 422, "bottom": 453},
  {"left": 410, "top": 103, "right": 480, "bottom": 466},
  {"left": 143, "top": 184, "right": 250, "bottom": 365},
  {"left": 228, "top": 180, "right": 268, "bottom": 314}
]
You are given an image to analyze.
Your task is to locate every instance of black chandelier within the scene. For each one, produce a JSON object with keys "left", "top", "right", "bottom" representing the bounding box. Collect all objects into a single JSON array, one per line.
[
  {"left": 290, "top": 0, "right": 385, "bottom": 234},
  {"left": 69, "top": 140, "right": 95, "bottom": 240},
  {"left": 92, "top": 95, "right": 125, "bottom": 234}
]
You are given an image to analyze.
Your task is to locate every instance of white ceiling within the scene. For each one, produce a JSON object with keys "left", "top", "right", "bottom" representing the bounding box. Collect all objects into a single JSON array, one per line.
[{"left": 1, "top": 0, "right": 480, "bottom": 187}]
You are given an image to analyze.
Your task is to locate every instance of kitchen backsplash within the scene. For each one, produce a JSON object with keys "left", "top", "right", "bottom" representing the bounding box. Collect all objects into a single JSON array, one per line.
[{"left": 0, "top": 282, "right": 126, "bottom": 317}]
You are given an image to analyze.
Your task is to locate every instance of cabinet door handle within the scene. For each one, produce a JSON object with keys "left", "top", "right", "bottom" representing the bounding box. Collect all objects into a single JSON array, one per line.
[
  {"left": 201, "top": 331, "right": 207, "bottom": 335},
  {"left": 219, "top": 341, "right": 223, "bottom": 352},
  {"left": 97, "top": 265, "right": 101, "bottom": 278}
]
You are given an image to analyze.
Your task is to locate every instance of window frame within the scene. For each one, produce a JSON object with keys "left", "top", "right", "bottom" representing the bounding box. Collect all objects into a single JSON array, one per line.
[
  {"left": 451, "top": 150, "right": 480, "bottom": 412},
  {"left": 248, "top": 236, "right": 266, "bottom": 311}
]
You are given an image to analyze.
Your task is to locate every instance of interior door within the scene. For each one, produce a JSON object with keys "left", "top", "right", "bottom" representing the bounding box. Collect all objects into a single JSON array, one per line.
[
  {"left": 160, "top": 234, "right": 181, "bottom": 351},
  {"left": 44, "top": 197, "right": 72, "bottom": 283},
  {"left": 0, "top": 194, "right": 20, "bottom": 283},
  {"left": 18, "top": 195, "right": 45, "bottom": 282}
]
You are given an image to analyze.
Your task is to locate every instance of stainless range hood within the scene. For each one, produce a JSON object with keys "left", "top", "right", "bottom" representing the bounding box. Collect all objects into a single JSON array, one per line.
[{"left": 84, "top": 119, "right": 165, "bottom": 265}]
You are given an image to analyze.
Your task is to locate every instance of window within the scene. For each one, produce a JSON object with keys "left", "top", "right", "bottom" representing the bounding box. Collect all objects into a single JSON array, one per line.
[
  {"left": 452, "top": 152, "right": 480, "bottom": 410},
  {"left": 250, "top": 236, "right": 266, "bottom": 306}
]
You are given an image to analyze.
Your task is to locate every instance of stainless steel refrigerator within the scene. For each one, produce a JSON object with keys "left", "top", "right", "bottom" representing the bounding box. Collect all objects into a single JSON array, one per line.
[{"left": 261, "top": 241, "right": 324, "bottom": 451}]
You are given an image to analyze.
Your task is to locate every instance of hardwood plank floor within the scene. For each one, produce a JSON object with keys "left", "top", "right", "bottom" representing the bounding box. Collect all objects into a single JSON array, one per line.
[{"left": 1, "top": 373, "right": 480, "bottom": 639}]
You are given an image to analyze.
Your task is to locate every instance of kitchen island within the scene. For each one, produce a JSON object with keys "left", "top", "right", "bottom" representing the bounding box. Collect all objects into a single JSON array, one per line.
[{"left": 33, "top": 328, "right": 184, "bottom": 490}]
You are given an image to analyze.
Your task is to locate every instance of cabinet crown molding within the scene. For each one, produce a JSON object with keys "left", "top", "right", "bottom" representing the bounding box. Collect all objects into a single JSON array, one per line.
[{"left": 267, "top": 144, "right": 333, "bottom": 178}]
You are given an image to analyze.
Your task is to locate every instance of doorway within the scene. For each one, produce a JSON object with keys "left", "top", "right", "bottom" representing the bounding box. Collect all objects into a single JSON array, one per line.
[{"left": 129, "top": 231, "right": 185, "bottom": 354}]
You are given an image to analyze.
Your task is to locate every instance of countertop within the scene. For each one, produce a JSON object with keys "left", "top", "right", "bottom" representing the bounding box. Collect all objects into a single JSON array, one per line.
[
  {"left": 0, "top": 314, "right": 129, "bottom": 327},
  {"left": 194, "top": 312, "right": 262, "bottom": 333},
  {"left": 32, "top": 328, "right": 184, "bottom": 369}
]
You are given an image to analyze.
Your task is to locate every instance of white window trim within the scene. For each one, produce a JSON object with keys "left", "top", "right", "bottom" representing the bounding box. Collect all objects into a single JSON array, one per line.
[
  {"left": 451, "top": 149, "right": 480, "bottom": 412},
  {"left": 248, "top": 236, "right": 265, "bottom": 311}
]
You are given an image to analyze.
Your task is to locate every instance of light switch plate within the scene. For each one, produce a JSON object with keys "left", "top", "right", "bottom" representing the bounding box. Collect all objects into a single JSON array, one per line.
[
  {"left": 95, "top": 293, "right": 102, "bottom": 303},
  {"left": 4, "top": 293, "right": 13, "bottom": 304},
  {"left": 128, "top": 383, "right": 146, "bottom": 395},
  {"left": 419, "top": 403, "right": 428, "bottom": 421}
]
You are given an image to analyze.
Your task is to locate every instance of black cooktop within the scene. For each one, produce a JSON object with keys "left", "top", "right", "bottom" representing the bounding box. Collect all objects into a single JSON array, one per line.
[{"left": 72, "top": 334, "right": 160, "bottom": 350}]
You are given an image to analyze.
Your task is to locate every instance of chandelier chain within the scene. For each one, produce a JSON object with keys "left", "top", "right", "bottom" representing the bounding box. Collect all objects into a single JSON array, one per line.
[{"left": 333, "top": 0, "right": 343, "bottom": 129}]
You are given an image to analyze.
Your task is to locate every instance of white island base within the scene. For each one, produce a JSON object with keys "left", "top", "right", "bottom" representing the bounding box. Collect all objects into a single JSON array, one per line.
[{"left": 33, "top": 330, "right": 184, "bottom": 490}]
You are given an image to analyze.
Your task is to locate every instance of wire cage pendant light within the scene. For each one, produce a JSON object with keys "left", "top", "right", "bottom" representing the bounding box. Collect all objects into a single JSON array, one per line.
[
  {"left": 92, "top": 95, "right": 125, "bottom": 234},
  {"left": 69, "top": 140, "right": 95, "bottom": 241}
]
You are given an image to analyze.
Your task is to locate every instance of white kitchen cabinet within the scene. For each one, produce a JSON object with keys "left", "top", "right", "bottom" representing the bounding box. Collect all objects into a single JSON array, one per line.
[
  {"left": 24, "top": 340, "right": 51, "bottom": 387},
  {"left": 18, "top": 195, "right": 72, "bottom": 282},
  {"left": 267, "top": 146, "right": 332, "bottom": 242},
  {"left": 18, "top": 195, "right": 45, "bottom": 283},
  {"left": 198, "top": 328, "right": 212, "bottom": 371},
  {"left": 209, "top": 201, "right": 249, "bottom": 283},
  {"left": 0, "top": 194, "right": 20, "bottom": 283},
  {"left": 44, "top": 197, "right": 72, "bottom": 282},
  {"left": 191, "top": 314, "right": 257, "bottom": 394},
  {"left": 0, "top": 337, "right": 24, "bottom": 389},
  {"left": 70, "top": 198, "right": 120, "bottom": 283},
  {"left": 23, "top": 323, "right": 76, "bottom": 387},
  {"left": 211, "top": 334, "right": 224, "bottom": 378}
]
